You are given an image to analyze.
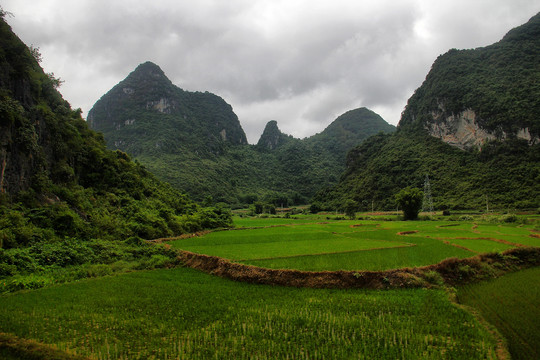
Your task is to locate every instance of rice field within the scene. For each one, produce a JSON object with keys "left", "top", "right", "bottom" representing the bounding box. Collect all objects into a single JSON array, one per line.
[
  {"left": 171, "top": 218, "right": 539, "bottom": 271},
  {"left": 458, "top": 267, "right": 540, "bottom": 360},
  {"left": 1, "top": 216, "right": 537, "bottom": 359},
  {"left": 0, "top": 267, "right": 498, "bottom": 359}
]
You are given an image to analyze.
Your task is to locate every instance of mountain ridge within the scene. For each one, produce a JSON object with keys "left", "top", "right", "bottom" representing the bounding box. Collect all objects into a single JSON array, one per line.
[
  {"left": 315, "top": 13, "right": 540, "bottom": 211},
  {"left": 399, "top": 12, "right": 540, "bottom": 149},
  {"left": 88, "top": 61, "right": 248, "bottom": 156},
  {"left": 88, "top": 66, "right": 395, "bottom": 205},
  {"left": 0, "top": 15, "right": 231, "bottom": 249}
]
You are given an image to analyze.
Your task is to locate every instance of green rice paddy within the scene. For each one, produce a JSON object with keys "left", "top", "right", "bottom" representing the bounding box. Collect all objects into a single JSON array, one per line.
[
  {"left": 458, "top": 267, "right": 540, "bottom": 360},
  {"left": 1, "top": 267, "right": 497, "bottom": 359},
  {"left": 1, "top": 216, "right": 538, "bottom": 359},
  {"left": 171, "top": 218, "right": 539, "bottom": 271}
]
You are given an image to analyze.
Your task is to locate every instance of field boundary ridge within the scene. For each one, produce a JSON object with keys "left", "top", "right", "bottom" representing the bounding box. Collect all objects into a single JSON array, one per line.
[
  {"left": 0, "top": 332, "right": 90, "bottom": 360},
  {"left": 177, "top": 247, "right": 540, "bottom": 290}
]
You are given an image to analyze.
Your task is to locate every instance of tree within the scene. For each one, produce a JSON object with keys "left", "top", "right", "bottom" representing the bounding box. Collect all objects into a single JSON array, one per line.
[
  {"left": 252, "top": 202, "right": 264, "bottom": 214},
  {"left": 29, "top": 46, "right": 42, "bottom": 63},
  {"left": 344, "top": 199, "right": 357, "bottom": 219},
  {"left": 309, "top": 202, "right": 321, "bottom": 214},
  {"left": 395, "top": 187, "right": 423, "bottom": 220}
]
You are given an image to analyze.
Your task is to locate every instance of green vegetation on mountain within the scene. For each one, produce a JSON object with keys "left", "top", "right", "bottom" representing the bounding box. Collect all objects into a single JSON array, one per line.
[
  {"left": 401, "top": 12, "right": 540, "bottom": 136},
  {"left": 0, "top": 14, "right": 231, "bottom": 290},
  {"left": 316, "top": 13, "right": 540, "bottom": 211},
  {"left": 256, "top": 120, "right": 294, "bottom": 149},
  {"left": 88, "top": 64, "right": 395, "bottom": 206}
]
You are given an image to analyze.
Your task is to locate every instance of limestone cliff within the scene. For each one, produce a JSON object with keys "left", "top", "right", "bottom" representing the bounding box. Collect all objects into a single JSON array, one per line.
[
  {"left": 427, "top": 108, "right": 537, "bottom": 150},
  {"left": 0, "top": 17, "right": 70, "bottom": 195},
  {"left": 400, "top": 12, "right": 540, "bottom": 150}
]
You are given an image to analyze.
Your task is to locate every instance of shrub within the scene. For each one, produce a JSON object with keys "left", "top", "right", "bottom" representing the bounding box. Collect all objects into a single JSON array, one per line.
[
  {"left": 86, "top": 264, "right": 113, "bottom": 278},
  {"left": 309, "top": 203, "right": 321, "bottom": 214},
  {"left": 3, "top": 274, "right": 54, "bottom": 292},
  {"left": 500, "top": 214, "right": 517, "bottom": 223},
  {"left": 422, "top": 270, "right": 445, "bottom": 286}
]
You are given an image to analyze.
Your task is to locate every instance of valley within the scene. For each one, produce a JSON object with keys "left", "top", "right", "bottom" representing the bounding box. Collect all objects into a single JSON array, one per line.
[
  {"left": 1, "top": 214, "right": 539, "bottom": 359},
  {"left": 0, "top": 7, "right": 539, "bottom": 360}
]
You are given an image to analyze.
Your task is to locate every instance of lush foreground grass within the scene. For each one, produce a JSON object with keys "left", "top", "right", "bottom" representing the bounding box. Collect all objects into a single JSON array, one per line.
[
  {"left": 458, "top": 267, "right": 540, "bottom": 360},
  {"left": 0, "top": 267, "right": 498, "bottom": 359},
  {"left": 172, "top": 218, "right": 538, "bottom": 271}
]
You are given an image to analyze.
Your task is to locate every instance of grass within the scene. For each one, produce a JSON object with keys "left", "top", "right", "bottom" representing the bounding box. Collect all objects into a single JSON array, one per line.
[
  {"left": 0, "top": 267, "right": 498, "bottom": 359},
  {"left": 1, "top": 215, "right": 537, "bottom": 358},
  {"left": 171, "top": 218, "right": 539, "bottom": 271},
  {"left": 458, "top": 267, "right": 540, "bottom": 360},
  {"left": 171, "top": 223, "right": 411, "bottom": 261},
  {"left": 444, "top": 238, "right": 515, "bottom": 253},
  {"left": 244, "top": 236, "right": 473, "bottom": 271}
]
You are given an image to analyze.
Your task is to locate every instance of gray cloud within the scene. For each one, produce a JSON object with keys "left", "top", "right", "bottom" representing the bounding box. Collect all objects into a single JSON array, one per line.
[{"left": 3, "top": 0, "right": 539, "bottom": 142}]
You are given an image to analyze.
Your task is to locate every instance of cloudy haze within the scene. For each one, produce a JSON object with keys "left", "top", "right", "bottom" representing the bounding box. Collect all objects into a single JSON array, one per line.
[{"left": 3, "top": 0, "right": 539, "bottom": 143}]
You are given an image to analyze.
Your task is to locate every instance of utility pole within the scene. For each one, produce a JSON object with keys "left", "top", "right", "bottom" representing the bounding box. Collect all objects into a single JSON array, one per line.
[
  {"left": 422, "top": 175, "right": 434, "bottom": 215},
  {"left": 486, "top": 194, "right": 489, "bottom": 213}
]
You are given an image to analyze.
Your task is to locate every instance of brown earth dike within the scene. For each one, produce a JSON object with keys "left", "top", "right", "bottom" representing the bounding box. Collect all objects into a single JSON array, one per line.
[{"left": 177, "top": 247, "right": 540, "bottom": 290}]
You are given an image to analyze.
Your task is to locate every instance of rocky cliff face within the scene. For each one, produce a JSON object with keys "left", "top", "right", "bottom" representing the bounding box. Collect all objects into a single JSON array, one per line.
[
  {"left": 427, "top": 108, "right": 537, "bottom": 150},
  {"left": 0, "top": 18, "right": 66, "bottom": 195},
  {"left": 400, "top": 13, "right": 540, "bottom": 150}
]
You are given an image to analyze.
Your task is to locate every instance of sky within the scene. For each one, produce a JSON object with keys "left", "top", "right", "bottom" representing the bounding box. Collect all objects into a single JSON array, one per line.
[{"left": 3, "top": 1, "right": 539, "bottom": 143}]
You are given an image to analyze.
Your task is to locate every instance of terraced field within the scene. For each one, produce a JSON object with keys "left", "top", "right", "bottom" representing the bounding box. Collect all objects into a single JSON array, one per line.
[
  {"left": 458, "top": 267, "right": 540, "bottom": 360},
  {"left": 1, "top": 216, "right": 538, "bottom": 359},
  {"left": 171, "top": 218, "right": 539, "bottom": 271},
  {"left": 0, "top": 267, "right": 497, "bottom": 359}
]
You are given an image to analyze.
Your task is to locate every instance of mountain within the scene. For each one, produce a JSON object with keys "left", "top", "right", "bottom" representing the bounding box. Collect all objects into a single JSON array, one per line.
[
  {"left": 256, "top": 120, "right": 294, "bottom": 150},
  {"left": 88, "top": 65, "right": 395, "bottom": 206},
  {"left": 400, "top": 13, "right": 540, "bottom": 150},
  {"left": 306, "top": 108, "right": 396, "bottom": 160},
  {"left": 88, "top": 61, "right": 247, "bottom": 157},
  {"left": 315, "top": 13, "right": 540, "bottom": 211},
  {"left": 0, "top": 15, "right": 230, "bottom": 252}
]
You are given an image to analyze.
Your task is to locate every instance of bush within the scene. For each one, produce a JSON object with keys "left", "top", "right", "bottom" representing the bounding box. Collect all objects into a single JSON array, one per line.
[
  {"left": 3, "top": 274, "right": 54, "bottom": 292},
  {"left": 29, "top": 239, "right": 95, "bottom": 267},
  {"left": 309, "top": 203, "right": 321, "bottom": 214},
  {"left": 134, "top": 254, "right": 175, "bottom": 270},
  {"left": 86, "top": 264, "right": 113, "bottom": 278},
  {"left": 422, "top": 270, "right": 444, "bottom": 286},
  {"left": 500, "top": 214, "right": 517, "bottom": 223}
]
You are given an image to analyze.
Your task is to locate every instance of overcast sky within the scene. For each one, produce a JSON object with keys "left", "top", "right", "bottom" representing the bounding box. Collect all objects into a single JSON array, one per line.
[{"left": 3, "top": 1, "right": 539, "bottom": 143}]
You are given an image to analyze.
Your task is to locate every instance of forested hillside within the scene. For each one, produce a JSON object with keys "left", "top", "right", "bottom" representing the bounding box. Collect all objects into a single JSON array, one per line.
[
  {"left": 88, "top": 65, "right": 395, "bottom": 206},
  {"left": 400, "top": 12, "right": 540, "bottom": 138},
  {"left": 0, "top": 13, "right": 230, "bottom": 290},
  {"left": 315, "top": 13, "right": 540, "bottom": 211}
]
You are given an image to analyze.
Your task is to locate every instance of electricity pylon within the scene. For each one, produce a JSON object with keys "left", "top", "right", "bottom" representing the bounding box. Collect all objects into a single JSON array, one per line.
[{"left": 422, "top": 175, "right": 434, "bottom": 214}]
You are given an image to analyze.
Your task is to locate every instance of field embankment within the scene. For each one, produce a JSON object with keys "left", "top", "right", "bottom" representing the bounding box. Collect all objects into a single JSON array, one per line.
[
  {"left": 0, "top": 333, "right": 90, "bottom": 360},
  {"left": 177, "top": 246, "right": 540, "bottom": 289}
]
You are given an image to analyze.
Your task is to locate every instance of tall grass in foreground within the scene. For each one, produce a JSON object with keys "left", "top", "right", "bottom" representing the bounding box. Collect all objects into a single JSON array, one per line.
[
  {"left": 0, "top": 267, "right": 497, "bottom": 359},
  {"left": 458, "top": 267, "right": 540, "bottom": 360}
]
